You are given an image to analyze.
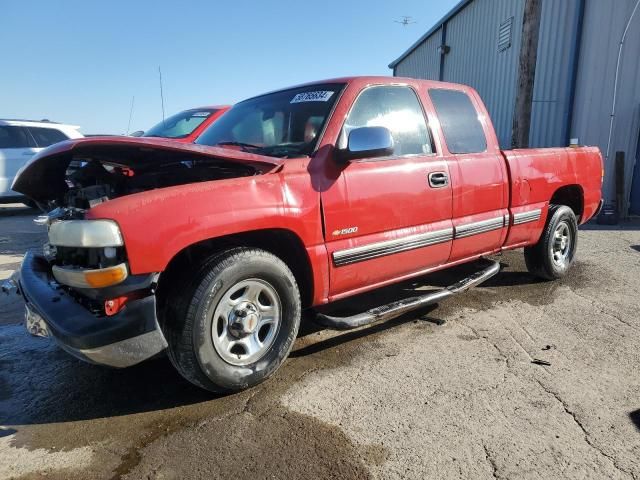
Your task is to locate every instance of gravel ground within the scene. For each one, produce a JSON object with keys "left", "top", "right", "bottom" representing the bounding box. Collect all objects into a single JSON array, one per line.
[{"left": 1, "top": 202, "right": 639, "bottom": 480}]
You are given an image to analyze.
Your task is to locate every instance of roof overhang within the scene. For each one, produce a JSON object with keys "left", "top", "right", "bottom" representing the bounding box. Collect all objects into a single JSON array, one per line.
[{"left": 388, "top": 0, "right": 474, "bottom": 69}]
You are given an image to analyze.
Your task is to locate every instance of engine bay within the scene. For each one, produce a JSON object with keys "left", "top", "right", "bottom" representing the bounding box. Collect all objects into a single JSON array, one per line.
[{"left": 62, "top": 156, "right": 259, "bottom": 210}]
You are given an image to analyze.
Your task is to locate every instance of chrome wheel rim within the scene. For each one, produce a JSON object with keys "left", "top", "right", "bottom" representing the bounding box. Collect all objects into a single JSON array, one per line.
[
  {"left": 551, "top": 221, "right": 572, "bottom": 267},
  {"left": 211, "top": 279, "right": 281, "bottom": 366}
]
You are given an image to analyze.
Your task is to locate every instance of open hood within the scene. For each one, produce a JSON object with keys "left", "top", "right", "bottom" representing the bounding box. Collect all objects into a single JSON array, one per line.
[{"left": 12, "top": 136, "right": 284, "bottom": 204}]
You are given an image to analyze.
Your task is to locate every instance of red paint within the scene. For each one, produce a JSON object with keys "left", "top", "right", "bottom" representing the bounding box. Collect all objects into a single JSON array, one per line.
[
  {"left": 84, "top": 77, "right": 603, "bottom": 306},
  {"left": 143, "top": 105, "right": 231, "bottom": 143},
  {"left": 104, "top": 296, "right": 129, "bottom": 316},
  {"left": 168, "top": 106, "right": 230, "bottom": 143}
]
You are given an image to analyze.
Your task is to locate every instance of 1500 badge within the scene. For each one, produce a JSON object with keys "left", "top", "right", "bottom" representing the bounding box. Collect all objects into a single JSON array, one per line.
[{"left": 332, "top": 227, "right": 358, "bottom": 236}]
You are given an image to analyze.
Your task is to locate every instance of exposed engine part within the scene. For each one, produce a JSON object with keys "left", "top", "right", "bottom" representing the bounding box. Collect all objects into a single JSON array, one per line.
[
  {"left": 59, "top": 156, "right": 258, "bottom": 210},
  {"left": 34, "top": 206, "right": 85, "bottom": 226}
]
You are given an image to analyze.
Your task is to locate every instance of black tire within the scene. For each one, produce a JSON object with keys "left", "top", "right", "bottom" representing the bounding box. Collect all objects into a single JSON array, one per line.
[
  {"left": 164, "top": 247, "right": 301, "bottom": 393},
  {"left": 524, "top": 205, "right": 578, "bottom": 280}
]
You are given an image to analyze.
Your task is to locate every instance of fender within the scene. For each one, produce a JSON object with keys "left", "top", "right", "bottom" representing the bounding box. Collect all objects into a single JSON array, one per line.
[{"left": 86, "top": 162, "right": 326, "bottom": 276}]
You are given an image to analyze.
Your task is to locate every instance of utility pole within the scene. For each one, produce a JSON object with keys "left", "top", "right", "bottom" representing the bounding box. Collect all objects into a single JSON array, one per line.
[{"left": 511, "top": 0, "right": 542, "bottom": 148}]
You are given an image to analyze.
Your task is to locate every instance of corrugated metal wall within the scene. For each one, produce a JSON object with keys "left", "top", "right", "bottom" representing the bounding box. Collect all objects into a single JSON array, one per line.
[
  {"left": 571, "top": 0, "right": 640, "bottom": 208},
  {"left": 393, "top": 0, "right": 580, "bottom": 149},
  {"left": 393, "top": 0, "right": 525, "bottom": 148},
  {"left": 442, "top": 0, "right": 524, "bottom": 147},
  {"left": 394, "top": 27, "right": 442, "bottom": 80},
  {"left": 393, "top": 0, "right": 640, "bottom": 207},
  {"left": 529, "top": 0, "right": 580, "bottom": 148}
]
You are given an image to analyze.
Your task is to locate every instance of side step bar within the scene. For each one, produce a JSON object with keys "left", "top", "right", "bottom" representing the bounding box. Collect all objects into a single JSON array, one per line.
[{"left": 314, "top": 259, "right": 501, "bottom": 331}]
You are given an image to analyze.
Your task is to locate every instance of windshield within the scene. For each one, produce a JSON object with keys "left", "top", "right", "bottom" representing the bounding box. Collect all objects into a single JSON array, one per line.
[
  {"left": 196, "top": 83, "right": 344, "bottom": 158},
  {"left": 144, "top": 108, "right": 218, "bottom": 139}
]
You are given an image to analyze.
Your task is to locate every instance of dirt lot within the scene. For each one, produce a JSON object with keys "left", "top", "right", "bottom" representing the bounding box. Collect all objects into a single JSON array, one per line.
[{"left": 1, "top": 202, "right": 639, "bottom": 480}]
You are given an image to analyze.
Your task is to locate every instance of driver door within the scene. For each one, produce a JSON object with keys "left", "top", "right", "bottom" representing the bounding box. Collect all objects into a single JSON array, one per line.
[{"left": 320, "top": 85, "right": 453, "bottom": 299}]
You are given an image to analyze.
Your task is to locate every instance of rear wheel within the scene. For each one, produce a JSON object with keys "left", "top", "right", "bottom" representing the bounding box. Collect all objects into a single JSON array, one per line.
[
  {"left": 164, "top": 247, "right": 301, "bottom": 393},
  {"left": 524, "top": 205, "right": 578, "bottom": 280}
]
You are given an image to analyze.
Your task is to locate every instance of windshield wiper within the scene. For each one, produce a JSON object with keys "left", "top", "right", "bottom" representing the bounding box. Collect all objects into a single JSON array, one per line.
[
  {"left": 258, "top": 143, "right": 307, "bottom": 158},
  {"left": 214, "top": 141, "right": 263, "bottom": 152}
]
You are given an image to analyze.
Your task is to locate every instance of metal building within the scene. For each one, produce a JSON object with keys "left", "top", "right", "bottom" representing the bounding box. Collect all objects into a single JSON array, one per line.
[{"left": 389, "top": 0, "right": 640, "bottom": 216}]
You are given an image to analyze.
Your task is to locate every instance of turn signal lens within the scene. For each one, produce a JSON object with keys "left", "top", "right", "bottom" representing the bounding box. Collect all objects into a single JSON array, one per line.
[
  {"left": 84, "top": 264, "right": 128, "bottom": 288},
  {"left": 52, "top": 263, "right": 129, "bottom": 289}
]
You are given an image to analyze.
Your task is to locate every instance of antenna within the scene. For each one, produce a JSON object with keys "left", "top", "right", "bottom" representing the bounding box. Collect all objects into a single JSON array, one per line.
[
  {"left": 126, "top": 96, "right": 135, "bottom": 135},
  {"left": 158, "top": 66, "right": 166, "bottom": 126}
]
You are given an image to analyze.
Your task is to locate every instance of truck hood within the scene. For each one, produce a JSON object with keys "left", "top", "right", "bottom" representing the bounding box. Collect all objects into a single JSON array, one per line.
[{"left": 12, "top": 136, "right": 284, "bottom": 203}]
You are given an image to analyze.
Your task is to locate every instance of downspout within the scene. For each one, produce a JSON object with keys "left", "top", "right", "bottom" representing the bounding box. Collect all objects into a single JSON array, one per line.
[
  {"left": 604, "top": 0, "right": 640, "bottom": 166},
  {"left": 564, "top": 0, "right": 585, "bottom": 146},
  {"left": 439, "top": 22, "right": 448, "bottom": 81}
]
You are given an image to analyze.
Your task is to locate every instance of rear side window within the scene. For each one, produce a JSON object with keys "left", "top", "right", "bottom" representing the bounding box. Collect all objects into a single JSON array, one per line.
[
  {"left": 429, "top": 89, "right": 487, "bottom": 154},
  {"left": 342, "top": 85, "right": 432, "bottom": 156},
  {"left": 28, "top": 127, "right": 69, "bottom": 147},
  {"left": 0, "top": 126, "right": 34, "bottom": 148}
]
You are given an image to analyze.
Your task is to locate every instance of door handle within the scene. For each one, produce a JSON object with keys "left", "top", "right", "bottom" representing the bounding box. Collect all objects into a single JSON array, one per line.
[
  {"left": 22, "top": 151, "right": 35, "bottom": 156},
  {"left": 428, "top": 172, "right": 449, "bottom": 188}
]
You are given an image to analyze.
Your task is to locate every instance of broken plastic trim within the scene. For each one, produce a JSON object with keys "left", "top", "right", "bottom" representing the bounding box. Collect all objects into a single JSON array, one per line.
[{"left": 314, "top": 259, "right": 500, "bottom": 330}]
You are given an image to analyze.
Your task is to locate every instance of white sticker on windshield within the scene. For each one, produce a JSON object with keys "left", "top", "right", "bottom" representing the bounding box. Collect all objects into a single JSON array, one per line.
[
  {"left": 291, "top": 91, "right": 334, "bottom": 103},
  {"left": 192, "top": 111, "right": 211, "bottom": 117}
]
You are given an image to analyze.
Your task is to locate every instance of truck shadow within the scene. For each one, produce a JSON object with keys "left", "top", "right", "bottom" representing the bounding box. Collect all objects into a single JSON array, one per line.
[
  {"left": 293, "top": 258, "right": 543, "bottom": 356},
  {"left": 630, "top": 409, "right": 640, "bottom": 432},
  {"left": 0, "top": 258, "right": 545, "bottom": 427},
  {"left": 579, "top": 220, "right": 640, "bottom": 231},
  {"left": 0, "top": 325, "right": 212, "bottom": 426},
  {"left": 0, "top": 204, "right": 38, "bottom": 218}
]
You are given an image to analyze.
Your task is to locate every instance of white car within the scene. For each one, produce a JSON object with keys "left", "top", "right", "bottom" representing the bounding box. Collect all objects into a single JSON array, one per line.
[{"left": 0, "top": 119, "right": 83, "bottom": 206}]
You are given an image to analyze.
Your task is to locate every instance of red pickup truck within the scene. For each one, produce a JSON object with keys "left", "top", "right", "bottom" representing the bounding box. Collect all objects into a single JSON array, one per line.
[
  {"left": 140, "top": 105, "right": 230, "bottom": 142},
  {"left": 8, "top": 76, "right": 603, "bottom": 392}
]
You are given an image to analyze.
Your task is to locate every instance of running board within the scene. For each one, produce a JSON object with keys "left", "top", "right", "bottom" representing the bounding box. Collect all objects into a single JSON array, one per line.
[{"left": 314, "top": 259, "right": 501, "bottom": 331}]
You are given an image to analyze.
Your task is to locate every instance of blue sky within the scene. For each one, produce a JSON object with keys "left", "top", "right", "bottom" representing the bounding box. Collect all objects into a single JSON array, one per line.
[{"left": 1, "top": 0, "right": 457, "bottom": 134}]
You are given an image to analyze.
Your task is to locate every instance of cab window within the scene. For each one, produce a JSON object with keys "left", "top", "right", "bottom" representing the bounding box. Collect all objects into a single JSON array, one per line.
[
  {"left": 428, "top": 89, "right": 487, "bottom": 154},
  {"left": 341, "top": 86, "right": 432, "bottom": 157}
]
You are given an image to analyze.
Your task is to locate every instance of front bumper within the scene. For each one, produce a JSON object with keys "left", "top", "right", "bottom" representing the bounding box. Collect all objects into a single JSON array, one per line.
[{"left": 18, "top": 251, "right": 167, "bottom": 367}]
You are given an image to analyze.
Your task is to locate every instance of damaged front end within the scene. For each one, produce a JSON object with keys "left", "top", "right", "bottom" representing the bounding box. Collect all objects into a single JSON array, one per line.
[
  {"left": 10, "top": 137, "right": 281, "bottom": 367},
  {"left": 13, "top": 136, "right": 280, "bottom": 210}
]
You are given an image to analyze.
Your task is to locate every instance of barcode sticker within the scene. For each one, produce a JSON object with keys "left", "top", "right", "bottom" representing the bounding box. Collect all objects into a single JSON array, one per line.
[{"left": 291, "top": 91, "right": 334, "bottom": 103}]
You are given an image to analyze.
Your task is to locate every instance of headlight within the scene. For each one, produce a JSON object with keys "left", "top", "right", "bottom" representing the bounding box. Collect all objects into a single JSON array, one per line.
[{"left": 48, "top": 220, "right": 123, "bottom": 247}]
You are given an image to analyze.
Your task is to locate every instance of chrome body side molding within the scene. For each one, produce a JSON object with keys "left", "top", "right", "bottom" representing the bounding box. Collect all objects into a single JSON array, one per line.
[
  {"left": 333, "top": 228, "right": 454, "bottom": 266},
  {"left": 512, "top": 208, "right": 542, "bottom": 225},
  {"left": 454, "top": 216, "right": 505, "bottom": 239},
  {"left": 332, "top": 208, "right": 541, "bottom": 267}
]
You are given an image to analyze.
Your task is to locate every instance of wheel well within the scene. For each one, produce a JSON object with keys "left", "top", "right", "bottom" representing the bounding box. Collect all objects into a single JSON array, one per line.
[
  {"left": 155, "top": 229, "right": 314, "bottom": 314},
  {"left": 550, "top": 185, "right": 584, "bottom": 220}
]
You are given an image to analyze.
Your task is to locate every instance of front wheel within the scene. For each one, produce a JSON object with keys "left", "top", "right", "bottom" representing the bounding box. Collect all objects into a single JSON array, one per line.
[
  {"left": 524, "top": 205, "right": 578, "bottom": 280},
  {"left": 164, "top": 248, "right": 301, "bottom": 393}
]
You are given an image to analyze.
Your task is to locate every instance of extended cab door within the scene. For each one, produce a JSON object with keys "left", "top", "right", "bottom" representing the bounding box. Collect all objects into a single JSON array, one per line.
[
  {"left": 320, "top": 85, "right": 453, "bottom": 299},
  {"left": 426, "top": 88, "right": 509, "bottom": 262}
]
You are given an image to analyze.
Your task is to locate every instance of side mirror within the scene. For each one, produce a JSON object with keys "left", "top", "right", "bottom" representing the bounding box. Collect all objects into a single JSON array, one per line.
[{"left": 337, "top": 126, "right": 394, "bottom": 162}]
